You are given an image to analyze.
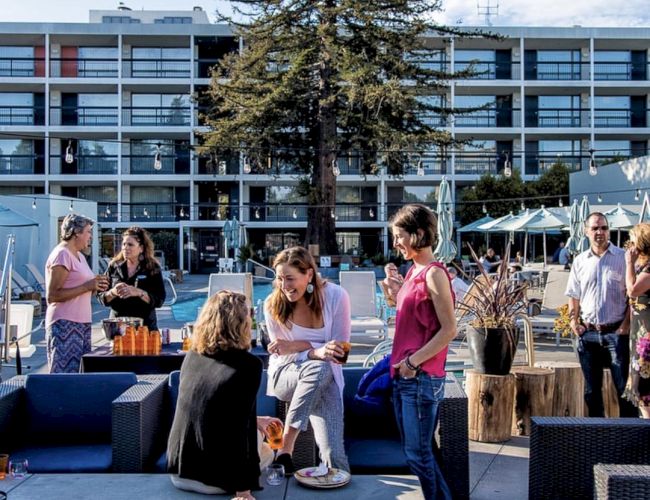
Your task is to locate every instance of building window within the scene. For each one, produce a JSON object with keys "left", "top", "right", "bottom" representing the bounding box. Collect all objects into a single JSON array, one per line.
[
  {"left": 78, "top": 47, "right": 118, "bottom": 77},
  {"left": 0, "top": 46, "right": 34, "bottom": 76},
  {"left": 594, "top": 51, "right": 631, "bottom": 80},
  {"left": 101, "top": 16, "right": 141, "bottom": 24}
]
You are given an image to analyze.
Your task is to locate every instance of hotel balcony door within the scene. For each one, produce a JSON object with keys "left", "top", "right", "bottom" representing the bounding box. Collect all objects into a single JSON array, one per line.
[{"left": 197, "top": 230, "right": 220, "bottom": 274}]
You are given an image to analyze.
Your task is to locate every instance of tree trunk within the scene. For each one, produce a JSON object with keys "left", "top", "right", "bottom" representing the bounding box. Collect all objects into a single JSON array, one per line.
[
  {"left": 511, "top": 367, "right": 555, "bottom": 436},
  {"left": 305, "top": 2, "right": 338, "bottom": 256},
  {"left": 535, "top": 361, "right": 585, "bottom": 417},
  {"left": 466, "top": 370, "right": 515, "bottom": 443}
]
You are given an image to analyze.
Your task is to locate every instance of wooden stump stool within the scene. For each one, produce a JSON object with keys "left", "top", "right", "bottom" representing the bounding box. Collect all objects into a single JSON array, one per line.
[
  {"left": 602, "top": 369, "right": 620, "bottom": 418},
  {"left": 510, "top": 367, "right": 555, "bottom": 436},
  {"left": 466, "top": 370, "right": 515, "bottom": 443},
  {"left": 534, "top": 361, "right": 585, "bottom": 417}
]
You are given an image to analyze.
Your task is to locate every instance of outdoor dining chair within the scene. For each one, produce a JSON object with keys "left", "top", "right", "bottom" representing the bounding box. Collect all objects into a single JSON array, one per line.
[{"left": 339, "top": 271, "right": 388, "bottom": 339}]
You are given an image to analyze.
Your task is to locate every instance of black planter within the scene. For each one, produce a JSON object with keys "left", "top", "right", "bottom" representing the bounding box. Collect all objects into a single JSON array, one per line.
[{"left": 466, "top": 325, "right": 519, "bottom": 375}]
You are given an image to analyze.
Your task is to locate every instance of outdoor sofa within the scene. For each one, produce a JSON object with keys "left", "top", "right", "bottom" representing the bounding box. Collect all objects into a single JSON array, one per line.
[{"left": 0, "top": 372, "right": 167, "bottom": 473}]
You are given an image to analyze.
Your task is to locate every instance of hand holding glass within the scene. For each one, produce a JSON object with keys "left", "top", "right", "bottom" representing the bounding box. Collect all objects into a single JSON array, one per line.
[{"left": 266, "top": 421, "right": 284, "bottom": 451}]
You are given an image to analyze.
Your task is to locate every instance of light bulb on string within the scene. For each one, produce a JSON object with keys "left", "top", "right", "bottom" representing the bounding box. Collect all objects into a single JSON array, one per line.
[
  {"left": 416, "top": 160, "right": 425, "bottom": 176},
  {"left": 143, "top": 208, "right": 149, "bottom": 218},
  {"left": 153, "top": 143, "right": 162, "bottom": 170},
  {"left": 69, "top": 200, "right": 74, "bottom": 212},
  {"left": 482, "top": 203, "right": 487, "bottom": 214},
  {"left": 65, "top": 140, "right": 74, "bottom": 164},
  {"left": 369, "top": 208, "right": 374, "bottom": 218},
  {"left": 218, "top": 160, "right": 227, "bottom": 175},
  {"left": 32, "top": 198, "right": 36, "bottom": 210},
  {"left": 106, "top": 206, "right": 111, "bottom": 215},
  {"left": 597, "top": 193, "right": 603, "bottom": 203},
  {"left": 520, "top": 200, "right": 525, "bottom": 211},
  {"left": 179, "top": 207, "right": 185, "bottom": 218},
  {"left": 330, "top": 209, "right": 336, "bottom": 219},
  {"left": 292, "top": 208, "right": 298, "bottom": 219},
  {"left": 588, "top": 149, "right": 597, "bottom": 176},
  {"left": 255, "top": 207, "right": 260, "bottom": 219},
  {"left": 635, "top": 189, "right": 641, "bottom": 201},
  {"left": 559, "top": 198, "right": 563, "bottom": 208},
  {"left": 331, "top": 158, "right": 340, "bottom": 177},
  {"left": 503, "top": 152, "right": 512, "bottom": 178},
  {"left": 243, "top": 157, "right": 251, "bottom": 174}
]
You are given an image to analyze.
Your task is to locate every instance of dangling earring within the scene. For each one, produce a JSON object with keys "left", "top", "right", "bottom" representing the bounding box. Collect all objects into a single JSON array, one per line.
[{"left": 306, "top": 281, "right": 314, "bottom": 294}]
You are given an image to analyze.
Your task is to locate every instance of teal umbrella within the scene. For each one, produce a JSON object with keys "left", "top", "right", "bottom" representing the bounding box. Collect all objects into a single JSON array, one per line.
[
  {"left": 457, "top": 215, "right": 494, "bottom": 233},
  {"left": 640, "top": 192, "right": 650, "bottom": 223},
  {"left": 229, "top": 218, "right": 240, "bottom": 250},
  {"left": 433, "top": 176, "right": 456, "bottom": 263},
  {"left": 565, "top": 199, "right": 581, "bottom": 256},
  {"left": 577, "top": 195, "right": 591, "bottom": 253},
  {"left": 605, "top": 203, "right": 638, "bottom": 245}
]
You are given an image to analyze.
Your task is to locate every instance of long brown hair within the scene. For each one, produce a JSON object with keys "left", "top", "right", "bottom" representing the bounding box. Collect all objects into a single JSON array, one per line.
[
  {"left": 267, "top": 246, "right": 324, "bottom": 325},
  {"left": 631, "top": 222, "right": 650, "bottom": 267},
  {"left": 193, "top": 290, "right": 251, "bottom": 354},
  {"left": 110, "top": 226, "right": 160, "bottom": 273}
]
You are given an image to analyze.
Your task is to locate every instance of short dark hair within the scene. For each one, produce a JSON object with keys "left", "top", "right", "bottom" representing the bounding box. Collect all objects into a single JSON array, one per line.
[
  {"left": 585, "top": 212, "right": 608, "bottom": 227},
  {"left": 389, "top": 204, "right": 438, "bottom": 250}
]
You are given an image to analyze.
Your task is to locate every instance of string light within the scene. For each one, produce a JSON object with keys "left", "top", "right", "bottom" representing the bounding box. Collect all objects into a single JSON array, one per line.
[
  {"left": 69, "top": 200, "right": 74, "bottom": 211},
  {"left": 143, "top": 208, "right": 149, "bottom": 218},
  {"left": 503, "top": 151, "right": 512, "bottom": 178},
  {"left": 106, "top": 206, "right": 111, "bottom": 215},
  {"left": 330, "top": 209, "right": 336, "bottom": 219},
  {"left": 65, "top": 139, "right": 74, "bottom": 164},
  {"left": 635, "top": 189, "right": 641, "bottom": 201},
  {"left": 218, "top": 160, "right": 227, "bottom": 175},
  {"left": 331, "top": 158, "right": 340, "bottom": 177},
  {"left": 32, "top": 198, "right": 36, "bottom": 210},
  {"left": 255, "top": 207, "right": 260, "bottom": 219},
  {"left": 597, "top": 193, "right": 603, "bottom": 203},
  {"left": 558, "top": 198, "right": 563, "bottom": 207},
  {"left": 520, "top": 200, "right": 525, "bottom": 211},
  {"left": 482, "top": 203, "right": 487, "bottom": 214},
  {"left": 243, "top": 157, "right": 251, "bottom": 174},
  {"left": 369, "top": 208, "right": 374, "bottom": 218},
  {"left": 416, "top": 160, "right": 425, "bottom": 176},
  {"left": 588, "top": 149, "right": 597, "bottom": 176},
  {"left": 179, "top": 207, "right": 185, "bottom": 218},
  {"left": 153, "top": 143, "right": 162, "bottom": 170},
  {"left": 292, "top": 208, "right": 298, "bottom": 219}
]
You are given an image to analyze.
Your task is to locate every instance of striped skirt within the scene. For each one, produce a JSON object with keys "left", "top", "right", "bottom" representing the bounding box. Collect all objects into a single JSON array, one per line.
[{"left": 46, "top": 319, "right": 92, "bottom": 373}]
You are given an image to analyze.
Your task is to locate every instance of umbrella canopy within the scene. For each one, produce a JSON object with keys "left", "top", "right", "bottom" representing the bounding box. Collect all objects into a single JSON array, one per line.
[
  {"left": 604, "top": 203, "right": 638, "bottom": 230},
  {"left": 433, "top": 176, "right": 457, "bottom": 263},
  {"left": 640, "top": 192, "right": 650, "bottom": 223},
  {"left": 457, "top": 215, "right": 494, "bottom": 233},
  {"left": 476, "top": 212, "right": 517, "bottom": 232},
  {"left": 0, "top": 204, "right": 38, "bottom": 227},
  {"left": 577, "top": 195, "right": 591, "bottom": 253},
  {"left": 565, "top": 199, "right": 582, "bottom": 256}
]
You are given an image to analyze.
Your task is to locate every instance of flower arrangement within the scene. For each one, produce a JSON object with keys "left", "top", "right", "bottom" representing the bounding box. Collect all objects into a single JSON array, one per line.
[
  {"left": 633, "top": 332, "right": 650, "bottom": 379},
  {"left": 553, "top": 304, "right": 573, "bottom": 338}
]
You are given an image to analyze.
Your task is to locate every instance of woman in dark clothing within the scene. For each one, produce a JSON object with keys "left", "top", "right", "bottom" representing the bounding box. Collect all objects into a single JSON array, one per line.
[
  {"left": 98, "top": 227, "right": 165, "bottom": 330},
  {"left": 167, "top": 290, "right": 276, "bottom": 499}
]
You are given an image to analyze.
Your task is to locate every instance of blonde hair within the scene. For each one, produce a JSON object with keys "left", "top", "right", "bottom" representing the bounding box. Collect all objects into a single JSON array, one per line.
[
  {"left": 631, "top": 223, "right": 650, "bottom": 267},
  {"left": 267, "top": 246, "right": 324, "bottom": 325},
  {"left": 192, "top": 290, "right": 251, "bottom": 354}
]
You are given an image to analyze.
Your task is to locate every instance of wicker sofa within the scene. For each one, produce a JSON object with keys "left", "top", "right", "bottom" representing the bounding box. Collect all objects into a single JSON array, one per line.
[
  {"left": 0, "top": 372, "right": 167, "bottom": 473},
  {"left": 594, "top": 463, "right": 650, "bottom": 500},
  {"left": 529, "top": 416, "right": 650, "bottom": 500}
]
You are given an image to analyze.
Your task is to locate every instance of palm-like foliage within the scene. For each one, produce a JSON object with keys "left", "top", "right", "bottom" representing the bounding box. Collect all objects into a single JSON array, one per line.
[{"left": 457, "top": 243, "right": 527, "bottom": 330}]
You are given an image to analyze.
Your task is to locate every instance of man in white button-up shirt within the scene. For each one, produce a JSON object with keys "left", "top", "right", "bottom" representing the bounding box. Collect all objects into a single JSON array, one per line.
[{"left": 565, "top": 212, "right": 637, "bottom": 417}]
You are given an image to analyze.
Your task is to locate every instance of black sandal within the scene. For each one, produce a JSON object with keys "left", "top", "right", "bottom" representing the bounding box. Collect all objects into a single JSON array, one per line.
[{"left": 273, "top": 453, "right": 295, "bottom": 474}]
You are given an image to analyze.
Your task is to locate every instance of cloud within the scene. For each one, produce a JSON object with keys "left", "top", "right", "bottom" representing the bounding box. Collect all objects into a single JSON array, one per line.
[{"left": 437, "top": 0, "right": 650, "bottom": 27}]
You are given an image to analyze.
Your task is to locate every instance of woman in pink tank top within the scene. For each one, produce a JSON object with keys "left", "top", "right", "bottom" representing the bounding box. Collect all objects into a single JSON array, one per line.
[{"left": 389, "top": 204, "right": 456, "bottom": 500}]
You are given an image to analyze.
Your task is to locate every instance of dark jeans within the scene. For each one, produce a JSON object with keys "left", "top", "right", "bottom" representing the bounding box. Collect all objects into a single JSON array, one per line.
[
  {"left": 575, "top": 329, "right": 638, "bottom": 417},
  {"left": 393, "top": 373, "right": 452, "bottom": 500}
]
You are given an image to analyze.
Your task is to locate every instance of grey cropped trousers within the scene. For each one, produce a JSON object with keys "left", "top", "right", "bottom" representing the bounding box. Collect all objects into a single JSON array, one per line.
[{"left": 272, "top": 359, "right": 350, "bottom": 472}]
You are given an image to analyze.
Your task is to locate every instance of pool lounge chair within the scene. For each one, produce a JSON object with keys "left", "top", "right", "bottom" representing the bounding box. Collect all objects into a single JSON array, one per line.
[
  {"left": 7, "top": 303, "right": 40, "bottom": 358},
  {"left": 208, "top": 272, "right": 253, "bottom": 307},
  {"left": 339, "top": 271, "right": 388, "bottom": 339},
  {"left": 24, "top": 263, "right": 46, "bottom": 292},
  {"left": 527, "top": 269, "right": 571, "bottom": 346}
]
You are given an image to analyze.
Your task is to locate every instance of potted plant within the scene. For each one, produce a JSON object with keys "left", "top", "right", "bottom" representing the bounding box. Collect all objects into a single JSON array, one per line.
[{"left": 456, "top": 243, "right": 528, "bottom": 375}]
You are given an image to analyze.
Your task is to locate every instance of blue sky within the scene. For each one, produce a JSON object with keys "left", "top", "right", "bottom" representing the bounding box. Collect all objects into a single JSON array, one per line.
[{"left": 1, "top": 0, "right": 649, "bottom": 27}]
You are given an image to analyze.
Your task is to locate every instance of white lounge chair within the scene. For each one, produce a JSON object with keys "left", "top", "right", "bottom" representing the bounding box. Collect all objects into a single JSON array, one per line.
[
  {"left": 12, "top": 271, "right": 37, "bottom": 296},
  {"left": 218, "top": 258, "right": 234, "bottom": 274},
  {"left": 339, "top": 271, "right": 388, "bottom": 339},
  {"left": 208, "top": 272, "right": 253, "bottom": 307},
  {"left": 527, "top": 269, "right": 571, "bottom": 346},
  {"left": 8, "top": 303, "right": 39, "bottom": 358},
  {"left": 24, "top": 263, "right": 46, "bottom": 292}
]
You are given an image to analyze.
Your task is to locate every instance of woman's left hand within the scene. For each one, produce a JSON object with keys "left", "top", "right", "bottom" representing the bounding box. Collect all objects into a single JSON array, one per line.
[
  {"left": 256, "top": 416, "right": 283, "bottom": 438},
  {"left": 392, "top": 358, "right": 418, "bottom": 379},
  {"left": 268, "top": 338, "right": 298, "bottom": 356},
  {"left": 115, "top": 284, "right": 140, "bottom": 299}
]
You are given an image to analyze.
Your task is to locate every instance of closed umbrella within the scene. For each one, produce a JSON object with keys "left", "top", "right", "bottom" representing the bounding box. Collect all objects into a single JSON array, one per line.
[
  {"left": 577, "top": 195, "right": 591, "bottom": 253},
  {"left": 640, "top": 192, "right": 650, "bottom": 223},
  {"left": 604, "top": 203, "right": 638, "bottom": 245},
  {"left": 222, "top": 220, "right": 232, "bottom": 256},
  {"left": 565, "top": 199, "right": 581, "bottom": 256},
  {"left": 433, "top": 176, "right": 457, "bottom": 263},
  {"left": 229, "top": 218, "right": 240, "bottom": 250}
]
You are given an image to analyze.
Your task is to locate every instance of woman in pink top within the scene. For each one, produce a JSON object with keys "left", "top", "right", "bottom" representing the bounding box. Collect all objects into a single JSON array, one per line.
[
  {"left": 45, "top": 214, "right": 109, "bottom": 372},
  {"left": 389, "top": 204, "right": 456, "bottom": 500}
]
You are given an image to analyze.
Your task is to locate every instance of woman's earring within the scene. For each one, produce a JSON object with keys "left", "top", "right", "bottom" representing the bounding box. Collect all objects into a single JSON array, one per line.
[{"left": 306, "top": 282, "right": 314, "bottom": 294}]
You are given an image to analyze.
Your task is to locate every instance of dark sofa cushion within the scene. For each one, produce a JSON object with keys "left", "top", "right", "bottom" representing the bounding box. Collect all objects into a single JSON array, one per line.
[
  {"left": 12, "top": 444, "right": 113, "bottom": 473},
  {"left": 345, "top": 438, "right": 408, "bottom": 473},
  {"left": 25, "top": 372, "right": 138, "bottom": 445}
]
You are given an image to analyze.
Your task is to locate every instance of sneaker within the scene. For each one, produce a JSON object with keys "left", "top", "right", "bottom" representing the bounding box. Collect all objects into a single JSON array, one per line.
[{"left": 273, "top": 453, "right": 295, "bottom": 474}]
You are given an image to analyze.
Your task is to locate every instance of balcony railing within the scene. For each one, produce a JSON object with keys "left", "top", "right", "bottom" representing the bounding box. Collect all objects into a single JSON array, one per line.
[
  {"left": 122, "top": 107, "right": 191, "bottom": 126},
  {"left": 49, "top": 58, "right": 118, "bottom": 78},
  {"left": 593, "top": 62, "right": 647, "bottom": 81},
  {"left": 0, "top": 154, "right": 43, "bottom": 174},
  {"left": 97, "top": 202, "right": 191, "bottom": 223},
  {"left": 242, "top": 203, "right": 380, "bottom": 223},
  {"left": 593, "top": 108, "right": 634, "bottom": 128},
  {"left": 530, "top": 108, "right": 586, "bottom": 128},
  {"left": 0, "top": 106, "right": 44, "bottom": 126},
  {"left": 454, "top": 153, "right": 521, "bottom": 175},
  {"left": 124, "top": 154, "right": 189, "bottom": 175},
  {"left": 0, "top": 57, "right": 43, "bottom": 77},
  {"left": 454, "top": 108, "right": 521, "bottom": 128},
  {"left": 524, "top": 154, "right": 584, "bottom": 175},
  {"left": 50, "top": 106, "right": 119, "bottom": 126},
  {"left": 454, "top": 61, "right": 521, "bottom": 80},
  {"left": 528, "top": 61, "right": 586, "bottom": 80},
  {"left": 195, "top": 203, "right": 239, "bottom": 221},
  {"left": 124, "top": 59, "right": 191, "bottom": 78},
  {"left": 49, "top": 154, "right": 118, "bottom": 175}
]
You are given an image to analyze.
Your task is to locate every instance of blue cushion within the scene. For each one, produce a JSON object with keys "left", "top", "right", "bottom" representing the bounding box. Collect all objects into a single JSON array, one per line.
[
  {"left": 345, "top": 438, "right": 408, "bottom": 473},
  {"left": 257, "top": 371, "right": 277, "bottom": 417},
  {"left": 13, "top": 444, "right": 113, "bottom": 473},
  {"left": 25, "top": 372, "right": 138, "bottom": 444},
  {"left": 154, "top": 451, "right": 167, "bottom": 473},
  {"left": 168, "top": 370, "right": 181, "bottom": 412}
]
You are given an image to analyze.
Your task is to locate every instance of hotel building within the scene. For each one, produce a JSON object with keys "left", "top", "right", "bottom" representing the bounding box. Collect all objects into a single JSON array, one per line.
[{"left": 1, "top": 6, "right": 649, "bottom": 271}]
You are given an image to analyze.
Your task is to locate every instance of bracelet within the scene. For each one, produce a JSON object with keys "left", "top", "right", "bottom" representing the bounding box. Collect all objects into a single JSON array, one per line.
[{"left": 405, "top": 356, "right": 419, "bottom": 372}]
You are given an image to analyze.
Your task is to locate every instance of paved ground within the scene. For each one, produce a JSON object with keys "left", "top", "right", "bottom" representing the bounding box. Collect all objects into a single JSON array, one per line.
[{"left": 1, "top": 273, "right": 580, "bottom": 499}]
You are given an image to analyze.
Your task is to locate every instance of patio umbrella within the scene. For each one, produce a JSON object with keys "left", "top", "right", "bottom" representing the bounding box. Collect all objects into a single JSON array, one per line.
[
  {"left": 604, "top": 203, "right": 638, "bottom": 245},
  {"left": 229, "top": 218, "right": 240, "bottom": 250},
  {"left": 0, "top": 204, "right": 38, "bottom": 227},
  {"left": 577, "top": 195, "right": 591, "bottom": 253},
  {"left": 433, "top": 176, "right": 457, "bottom": 263},
  {"left": 640, "top": 192, "right": 650, "bottom": 223},
  {"left": 457, "top": 215, "right": 495, "bottom": 233},
  {"left": 565, "top": 199, "right": 582, "bottom": 256},
  {"left": 222, "top": 220, "right": 232, "bottom": 256},
  {"left": 476, "top": 212, "right": 518, "bottom": 252}
]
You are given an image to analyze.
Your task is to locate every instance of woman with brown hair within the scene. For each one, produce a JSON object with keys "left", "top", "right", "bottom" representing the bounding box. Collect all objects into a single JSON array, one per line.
[
  {"left": 624, "top": 222, "right": 650, "bottom": 418},
  {"left": 167, "top": 290, "right": 280, "bottom": 499},
  {"left": 264, "top": 246, "right": 351, "bottom": 474},
  {"left": 98, "top": 226, "right": 165, "bottom": 330}
]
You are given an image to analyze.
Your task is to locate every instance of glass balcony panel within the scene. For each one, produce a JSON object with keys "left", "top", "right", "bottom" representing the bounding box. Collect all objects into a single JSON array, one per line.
[
  {"left": 124, "top": 107, "right": 191, "bottom": 126},
  {"left": 0, "top": 155, "right": 38, "bottom": 174},
  {"left": 128, "top": 59, "right": 191, "bottom": 78},
  {"left": 593, "top": 109, "right": 631, "bottom": 127},
  {"left": 536, "top": 109, "right": 584, "bottom": 127}
]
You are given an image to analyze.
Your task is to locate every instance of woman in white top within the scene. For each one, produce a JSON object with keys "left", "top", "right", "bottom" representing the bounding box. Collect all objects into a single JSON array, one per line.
[{"left": 264, "top": 246, "right": 351, "bottom": 474}]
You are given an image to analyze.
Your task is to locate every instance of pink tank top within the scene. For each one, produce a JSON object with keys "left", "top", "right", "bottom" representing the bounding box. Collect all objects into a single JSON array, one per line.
[{"left": 390, "top": 261, "right": 453, "bottom": 378}]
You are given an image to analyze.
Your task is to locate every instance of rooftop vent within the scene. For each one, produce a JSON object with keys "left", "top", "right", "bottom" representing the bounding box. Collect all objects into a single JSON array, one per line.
[
  {"left": 193, "top": 6, "right": 203, "bottom": 11},
  {"left": 118, "top": 2, "right": 132, "bottom": 11}
]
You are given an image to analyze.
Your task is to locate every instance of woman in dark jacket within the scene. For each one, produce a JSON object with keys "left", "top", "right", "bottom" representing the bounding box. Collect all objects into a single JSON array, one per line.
[
  {"left": 167, "top": 290, "right": 273, "bottom": 499},
  {"left": 98, "top": 227, "right": 165, "bottom": 330}
]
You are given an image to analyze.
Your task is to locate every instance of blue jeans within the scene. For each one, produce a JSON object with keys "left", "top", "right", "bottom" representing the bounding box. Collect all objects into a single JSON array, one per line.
[
  {"left": 576, "top": 330, "right": 637, "bottom": 417},
  {"left": 393, "top": 373, "right": 452, "bottom": 500}
]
